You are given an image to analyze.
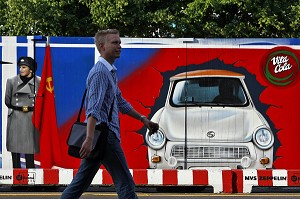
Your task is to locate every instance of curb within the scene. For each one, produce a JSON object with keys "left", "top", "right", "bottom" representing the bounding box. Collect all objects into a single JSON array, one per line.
[
  {"left": 2, "top": 169, "right": 299, "bottom": 193},
  {"left": 232, "top": 169, "right": 300, "bottom": 193},
  {"left": 0, "top": 169, "right": 232, "bottom": 193}
]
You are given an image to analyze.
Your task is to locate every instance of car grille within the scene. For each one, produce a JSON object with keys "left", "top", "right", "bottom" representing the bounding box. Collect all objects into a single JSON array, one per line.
[{"left": 170, "top": 145, "right": 250, "bottom": 159}]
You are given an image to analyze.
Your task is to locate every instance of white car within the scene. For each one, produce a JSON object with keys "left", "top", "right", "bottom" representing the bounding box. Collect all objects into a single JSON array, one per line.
[{"left": 145, "top": 69, "right": 274, "bottom": 169}]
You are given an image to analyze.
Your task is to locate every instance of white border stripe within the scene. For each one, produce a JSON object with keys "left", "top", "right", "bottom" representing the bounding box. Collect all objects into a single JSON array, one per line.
[
  {"left": 178, "top": 170, "right": 193, "bottom": 185},
  {"left": 208, "top": 170, "right": 223, "bottom": 193},
  {"left": 91, "top": 169, "right": 103, "bottom": 185},
  {"left": 59, "top": 169, "right": 73, "bottom": 185},
  {"left": 272, "top": 169, "right": 288, "bottom": 186},
  {"left": 1, "top": 37, "right": 17, "bottom": 169},
  {"left": 147, "top": 169, "right": 162, "bottom": 185},
  {"left": 243, "top": 169, "right": 258, "bottom": 193},
  {"left": 28, "top": 169, "right": 43, "bottom": 185},
  {"left": 0, "top": 169, "right": 13, "bottom": 184}
]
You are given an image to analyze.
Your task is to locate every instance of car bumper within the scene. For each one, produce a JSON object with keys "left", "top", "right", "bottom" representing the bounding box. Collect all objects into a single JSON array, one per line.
[{"left": 148, "top": 141, "right": 273, "bottom": 169}]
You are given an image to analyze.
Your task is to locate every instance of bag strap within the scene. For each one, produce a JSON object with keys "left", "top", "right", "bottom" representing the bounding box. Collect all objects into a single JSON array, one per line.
[{"left": 77, "top": 89, "right": 114, "bottom": 122}]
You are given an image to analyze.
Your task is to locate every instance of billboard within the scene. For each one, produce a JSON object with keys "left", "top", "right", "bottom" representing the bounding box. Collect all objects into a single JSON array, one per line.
[{"left": 1, "top": 36, "right": 299, "bottom": 171}]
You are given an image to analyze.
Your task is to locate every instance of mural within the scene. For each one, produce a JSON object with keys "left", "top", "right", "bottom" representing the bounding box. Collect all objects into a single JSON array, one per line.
[
  {"left": 0, "top": 37, "right": 299, "bottom": 170},
  {"left": 145, "top": 69, "right": 274, "bottom": 170}
]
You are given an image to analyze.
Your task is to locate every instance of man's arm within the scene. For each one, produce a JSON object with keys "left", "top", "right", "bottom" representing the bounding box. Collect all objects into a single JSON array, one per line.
[
  {"left": 126, "top": 109, "right": 159, "bottom": 134},
  {"left": 115, "top": 86, "right": 159, "bottom": 134},
  {"left": 79, "top": 115, "right": 97, "bottom": 158}
]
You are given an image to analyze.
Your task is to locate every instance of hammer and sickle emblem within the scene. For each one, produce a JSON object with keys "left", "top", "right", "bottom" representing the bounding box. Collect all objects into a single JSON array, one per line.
[{"left": 46, "top": 77, "right": 54, "bottom": 93}]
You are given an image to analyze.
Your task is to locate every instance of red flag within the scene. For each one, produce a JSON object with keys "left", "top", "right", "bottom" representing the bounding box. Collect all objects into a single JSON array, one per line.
[{"left": 32, "top": 45, "right": 61, "bottom": 168}]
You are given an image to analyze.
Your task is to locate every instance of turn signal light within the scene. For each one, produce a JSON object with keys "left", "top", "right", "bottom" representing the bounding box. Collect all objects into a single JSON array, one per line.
[
  {"left": 151, "top": 155, "right": 161, "bottom": 163},
  {"left": 260, "top": 157, "right": 270, "bottom": 165}
]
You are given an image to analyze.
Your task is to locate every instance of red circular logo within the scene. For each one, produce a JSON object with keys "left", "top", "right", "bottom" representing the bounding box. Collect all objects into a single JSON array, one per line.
[{"left": 261, "top": 46, "right": 299, "bottom": 86}]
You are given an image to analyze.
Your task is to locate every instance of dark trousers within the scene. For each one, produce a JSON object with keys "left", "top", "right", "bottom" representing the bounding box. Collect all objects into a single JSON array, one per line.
[
  {"left": 12, "top": 152, "right": 35, "bottom": 168},
  {"left": 60, "top": 131, "right": 138, "bottom": 199}
]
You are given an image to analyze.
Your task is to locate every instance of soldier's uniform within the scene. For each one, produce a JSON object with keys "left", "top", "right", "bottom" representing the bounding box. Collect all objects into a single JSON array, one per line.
[{"left": 5, "top": 57, "right": 40, "bottom": 168}]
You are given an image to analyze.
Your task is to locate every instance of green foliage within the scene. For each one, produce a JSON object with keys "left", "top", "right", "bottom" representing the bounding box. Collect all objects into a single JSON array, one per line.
[
  {"left": 0, "top": 1, "right": 7, "bottom": 34},
  {"left": 1, "top": 0, "right": 96, "bottom": 36},
  {"left": 183, "top": 0, "right": 300, "bottom": 38},
  {"left": 81, "top": 0, "right": 148, "bottom": 37},
  {"left": 1, "top": 0, "right": 299, "bottom": 37}
]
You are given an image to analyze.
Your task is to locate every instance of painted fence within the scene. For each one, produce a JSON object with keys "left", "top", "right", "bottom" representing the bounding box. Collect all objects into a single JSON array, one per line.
[{"left": 1, "top": 36, "right": 300, "bottom": 192}]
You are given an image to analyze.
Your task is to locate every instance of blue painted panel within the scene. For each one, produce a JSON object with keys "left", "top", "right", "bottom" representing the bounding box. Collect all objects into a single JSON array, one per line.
[
  {"left": 17, "top": 36, "right": 28, "bottom": 43},
  {"left": 51, "top": 46, "right": 95, "bottom": 126},
  {"left": 115, "top": 48, "right": 158, "bottom": 80},
  {"left": 50, "top": 36, "right": 94, "bottom": 44}
]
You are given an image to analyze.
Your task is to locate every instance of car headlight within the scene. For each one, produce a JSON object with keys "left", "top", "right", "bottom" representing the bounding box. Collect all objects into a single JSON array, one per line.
[
  {"left": 145, "top": 129, "right": 166, "bottom": 150},
  {"left": 253, "top": 128, "right": 274, "bottom": 149}
]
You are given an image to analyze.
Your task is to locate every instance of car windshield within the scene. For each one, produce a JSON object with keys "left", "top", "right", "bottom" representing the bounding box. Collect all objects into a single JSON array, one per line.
[{"left": 170, "top": 77, "right": 248, "bottom": 106}]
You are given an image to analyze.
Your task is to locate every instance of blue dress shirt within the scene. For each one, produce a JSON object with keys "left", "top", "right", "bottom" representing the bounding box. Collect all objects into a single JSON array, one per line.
[{"left": 85, "top": 57, "right": 133, "bottom": 140}]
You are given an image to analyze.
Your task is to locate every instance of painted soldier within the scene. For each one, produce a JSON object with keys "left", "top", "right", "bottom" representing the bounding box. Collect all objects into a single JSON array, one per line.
[{"left": 5, "top": 56, "right": 40, "bottom": 168}]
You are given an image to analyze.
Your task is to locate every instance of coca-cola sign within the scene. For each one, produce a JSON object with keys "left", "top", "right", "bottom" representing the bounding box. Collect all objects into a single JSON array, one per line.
[{"left": 261, "top": 46, "right": 299, "bottom": 86}]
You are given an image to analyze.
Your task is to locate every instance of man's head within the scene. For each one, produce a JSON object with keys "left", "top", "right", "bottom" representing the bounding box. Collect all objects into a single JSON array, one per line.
[{"left": 95, "top": 29, "right": 121, "bottom": 64}]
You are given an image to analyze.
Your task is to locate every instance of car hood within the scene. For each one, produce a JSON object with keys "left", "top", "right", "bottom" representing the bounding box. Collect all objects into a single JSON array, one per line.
[{"left": 157, "top": 106, "right": 266, "bottom": 142}]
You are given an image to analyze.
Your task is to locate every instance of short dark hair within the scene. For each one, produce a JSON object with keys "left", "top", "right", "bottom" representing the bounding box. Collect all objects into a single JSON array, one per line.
[{"left": 95, "top": 29, "right": 119, "bottom": 46}]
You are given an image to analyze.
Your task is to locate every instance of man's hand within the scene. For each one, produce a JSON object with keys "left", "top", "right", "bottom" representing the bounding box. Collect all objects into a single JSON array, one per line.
[
  {"left": 141, "top": 117, "right": 159, "bottom": 135},
  {"left": 79, "top": 137, "right": 93, "bottom": 159}
]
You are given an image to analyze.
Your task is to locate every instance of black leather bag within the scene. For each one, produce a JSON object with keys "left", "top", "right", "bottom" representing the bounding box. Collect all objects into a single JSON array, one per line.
[
  {"left": 67, "top": 122, "right": 109, "bottom": 159},
  {"left": 67, "top": 89, "right": 113, "bottom": 159}
]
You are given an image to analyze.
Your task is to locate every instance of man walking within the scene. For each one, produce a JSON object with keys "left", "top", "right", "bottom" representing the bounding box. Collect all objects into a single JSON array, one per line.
[{"left": 60, "top": 29, "right": 158, "bottom": 199}]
